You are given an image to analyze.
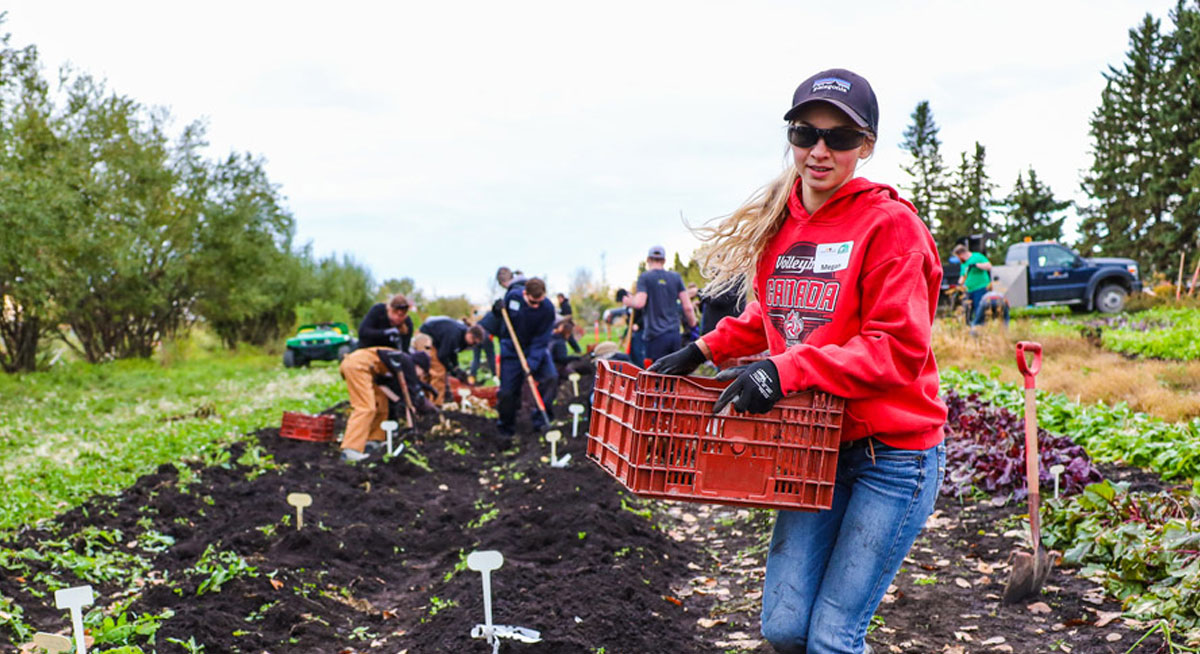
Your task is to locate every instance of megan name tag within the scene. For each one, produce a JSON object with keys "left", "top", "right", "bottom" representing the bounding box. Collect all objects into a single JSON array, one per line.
[{"left": 814, "top": 241, "right": 854, "bottom": 273}]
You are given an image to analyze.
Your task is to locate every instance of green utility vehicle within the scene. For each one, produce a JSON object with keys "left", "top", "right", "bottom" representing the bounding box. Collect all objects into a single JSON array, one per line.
[{"left": 283, "top": 322, "right": 357, "bottom": 368}]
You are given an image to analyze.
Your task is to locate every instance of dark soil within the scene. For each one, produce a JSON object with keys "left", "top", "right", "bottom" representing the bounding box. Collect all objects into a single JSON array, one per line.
[{"left": 0, "top": 369, "right": 1185, "bottom": 654}]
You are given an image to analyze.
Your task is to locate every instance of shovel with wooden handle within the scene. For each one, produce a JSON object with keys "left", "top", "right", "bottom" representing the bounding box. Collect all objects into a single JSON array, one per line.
[
  {"left": 499, "top": 303, "right": 552, "bottom": 427},
  {"left": 1003, "top": 341, "right": 1053, "bottom": 603}
]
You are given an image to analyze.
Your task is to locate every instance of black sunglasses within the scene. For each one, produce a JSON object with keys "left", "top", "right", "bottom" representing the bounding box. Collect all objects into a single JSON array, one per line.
[{"left": 787, "top": 124, "right": 869, "bottom": 151}]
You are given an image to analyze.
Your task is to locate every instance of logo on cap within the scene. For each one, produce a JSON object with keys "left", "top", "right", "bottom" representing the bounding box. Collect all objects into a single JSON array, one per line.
[{"left": 812, "top": 77, "right": 851, "bottom": 94}]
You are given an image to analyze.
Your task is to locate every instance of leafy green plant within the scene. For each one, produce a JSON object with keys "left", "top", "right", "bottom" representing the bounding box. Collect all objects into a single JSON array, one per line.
[
  {"left": 1042, "top": 480, "right": 1200, "bottom": 643},
  {"left": 165, "top": 636, "right": 206, "bottom": 653},
  {"left": 191, "top": 544, "right": 258, "bottom": 595},
  {"left": 88, "top": 605, "right": 173, "bottom": 646},
  {"left": 468, "top": 501, "right": 499, "bottom": 529},
  {"left": 403, "top": 449, "right": 433, "bottom": 472},
  {"left": 1097, "top": 307, "right": 1200, "bottom": 361},
  {"left": 428, "top": 595, "right": 458, "bottom": 616},
  {"left": 0, "top": 591, "right": 32, "bottom": 643}
]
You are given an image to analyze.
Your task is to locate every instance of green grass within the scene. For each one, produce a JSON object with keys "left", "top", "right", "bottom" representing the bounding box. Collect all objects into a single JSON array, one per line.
[{"left": 0, "top": 348, "right": 345, "bottom": 532}]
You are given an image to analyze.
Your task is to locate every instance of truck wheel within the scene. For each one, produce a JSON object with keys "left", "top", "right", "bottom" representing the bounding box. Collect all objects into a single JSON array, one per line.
[
  {"left": 336, "top": 344, "right": 352, "bottom": 361},
  {"left": 1095, "top": 284, "right": 1128, "bottom": 313},
  {"left": 283, "top": 349, "right": 297, "bottom": 368}
]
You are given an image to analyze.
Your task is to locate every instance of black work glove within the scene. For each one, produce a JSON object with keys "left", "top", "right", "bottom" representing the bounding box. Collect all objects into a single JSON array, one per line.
[
  {"left": 492, "top": 299, "right": 505, "bottom": 316},
  {"left": 383, "top": 327, "right": 401, "bottom": 345},
  {"left": 647, "top": 342, "right": 706, "bottom": 376},
  {"left": 712, "top": 359, "right": 783, "bottom": 415},
  {"left": 451, "top": 368, "right": 470, "bottom": 384}
]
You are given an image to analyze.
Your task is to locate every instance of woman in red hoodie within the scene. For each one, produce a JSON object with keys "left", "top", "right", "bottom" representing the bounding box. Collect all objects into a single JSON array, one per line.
[{"left": 650, "top": 68, "right": 947, "bottom": 654}]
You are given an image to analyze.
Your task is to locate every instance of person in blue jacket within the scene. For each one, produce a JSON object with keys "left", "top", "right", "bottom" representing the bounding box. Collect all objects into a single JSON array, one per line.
[{"left": 494, "top": 277, "right": 557, "bottom": 445}]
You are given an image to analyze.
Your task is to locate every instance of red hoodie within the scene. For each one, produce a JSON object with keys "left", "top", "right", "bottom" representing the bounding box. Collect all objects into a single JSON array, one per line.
[{"left": 701, "top": 177, "right": 946, "bottom": 450}]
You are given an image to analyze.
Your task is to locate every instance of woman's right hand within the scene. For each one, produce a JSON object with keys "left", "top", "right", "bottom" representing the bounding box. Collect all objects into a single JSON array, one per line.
[{"left": 647, "top": 342, "right": 706, "bottom": 376}]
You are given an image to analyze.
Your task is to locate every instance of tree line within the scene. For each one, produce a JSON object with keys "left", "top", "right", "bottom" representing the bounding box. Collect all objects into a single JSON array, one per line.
[
  {"left": 0, "top": 25, "right": 375, "bottom": 372},
  {"left": 900, "top": 1, "right": 1200, "bottom": 280}
]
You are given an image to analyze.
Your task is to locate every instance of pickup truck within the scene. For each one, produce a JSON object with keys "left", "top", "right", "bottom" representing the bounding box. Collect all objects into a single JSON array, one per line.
[{"left": 985, "top": 241, "right": 1142, "bottom": 313}]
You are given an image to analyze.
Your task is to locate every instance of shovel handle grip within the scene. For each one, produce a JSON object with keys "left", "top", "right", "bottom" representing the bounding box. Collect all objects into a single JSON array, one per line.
[{"left": 1015, "top": 341, "right": 1042, "bottom": 389}]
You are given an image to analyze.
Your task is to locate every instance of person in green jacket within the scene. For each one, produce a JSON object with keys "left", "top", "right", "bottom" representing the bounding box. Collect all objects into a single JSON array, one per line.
[{"left": 953, "top": 243, "right": 993, "bottom": 328}]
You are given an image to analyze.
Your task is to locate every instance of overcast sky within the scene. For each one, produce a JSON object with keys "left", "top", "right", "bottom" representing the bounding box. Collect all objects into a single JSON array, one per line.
[{"left": 4, "top": 1, "right": 1178, "bottom": 305}]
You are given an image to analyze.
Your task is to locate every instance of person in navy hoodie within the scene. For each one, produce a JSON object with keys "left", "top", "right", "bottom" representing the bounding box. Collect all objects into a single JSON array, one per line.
[
  {"left": 493, "top": 277, "right": 557, "bottom": 446},
  {"left": 650, "top": 68, "right": 946, "bottom": 654}
]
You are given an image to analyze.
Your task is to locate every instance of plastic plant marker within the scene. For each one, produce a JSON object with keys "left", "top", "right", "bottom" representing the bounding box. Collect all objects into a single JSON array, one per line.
[
  {"left": 466, "top": 550, "right": 541, "bottom": 652},
  {"left": 467, "top": 550, "right": 504, "bottom": 645},
  {"left": 381, "top": 420, "right": 400, "bottom": 456},
  {"left": 54, "top": 585, "right": 93, "bottom": 654},
  {"left": 568, "top": 403, "right": 585, "bottom": 438},
  {"left": 32, "top": 633, "right": 71, "bottom": 654},
  {"left": 458, "top": 388, "right": 472, "bottom": 400},
  {"left": 287, "top": 492, "right": 312, "bottom": 530},
  {"left": 545, "top": 430, "right": 569, "bottom": 467},
  {"left": 568, "top": 372, "right": 581, "bottom": 396},
  {"left": 1049, "top": 464, "right": 1065, "bottom": 499}
]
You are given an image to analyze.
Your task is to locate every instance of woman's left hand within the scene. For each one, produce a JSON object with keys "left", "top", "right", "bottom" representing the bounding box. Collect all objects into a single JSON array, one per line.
[{"left": 712, "top": 359, "right": 783, "bottom": 414}]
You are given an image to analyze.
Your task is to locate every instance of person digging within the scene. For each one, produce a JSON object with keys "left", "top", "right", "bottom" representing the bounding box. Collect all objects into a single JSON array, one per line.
[
  {"left": 338, "top": 346, "right": 436, "bottom": 462},
  {"left": 493, "top": 277, "right": 557, "bottom": 449},
  {"left": 418, "top": 317, "right": 487, "bottom": 404}
]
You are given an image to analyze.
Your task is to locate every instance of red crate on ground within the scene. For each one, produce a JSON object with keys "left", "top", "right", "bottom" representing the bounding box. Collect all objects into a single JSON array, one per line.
[
  {"left": 586, "top": 360, "right": 843, "bottom": 511},
  {"left": 280, "top": 411, "right": 336, "bottom": 442}
]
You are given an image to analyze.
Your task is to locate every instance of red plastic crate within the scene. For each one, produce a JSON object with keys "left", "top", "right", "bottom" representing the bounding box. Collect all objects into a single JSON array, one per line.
[
  {"left": 280, "top": 411, "right": 336, "bottom": 442},
  {"left": 586, "top": 360, "right": 843, "bottom": 511},
  {"left": 726, "top": 350, "right": 770, "bottom": 368}
]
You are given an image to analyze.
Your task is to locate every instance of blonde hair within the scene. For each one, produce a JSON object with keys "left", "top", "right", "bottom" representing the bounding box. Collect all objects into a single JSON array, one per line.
[{"left": 690, "top": 165, "right": 800, "bottom": 300}]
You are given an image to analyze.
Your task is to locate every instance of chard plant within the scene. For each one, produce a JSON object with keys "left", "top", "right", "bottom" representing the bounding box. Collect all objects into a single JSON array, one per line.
[{"left": 1043, "top": 480, "right": 1200, "bottom": 643}]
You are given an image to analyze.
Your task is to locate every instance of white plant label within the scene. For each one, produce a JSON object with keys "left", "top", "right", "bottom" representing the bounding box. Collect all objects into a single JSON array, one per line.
[
  {"left": 545, "top": 430, "right": 569, "bottom": 467},
  {"left": 287, "top": 492, "right": 312, "bottom": 530},
  {"left": 467, "top": 550, "right": 504, "bottom": 642},
  {"left": 568, "top": 372, "right": 581, "bottom": 396},
  {"left": 54, "top": 585, "right": 93, "bottom": 654},
  {"left": 1049, "top": 464, "right": 1065, "bottom": 498},
  {"left": 32, "top": 633, "right": 72, "bottom": 654},
  {"left": 458, "top": 388, "right": 472, "bottom": 399},
  {"left": 568, "top": 403, "right": 585, "bottom": 438},
  {"left": 381, "top": 420, "right": 399, "bottom": 456},
  {"left": 466, "top": 550, "right": 541, "bottom": 650}
]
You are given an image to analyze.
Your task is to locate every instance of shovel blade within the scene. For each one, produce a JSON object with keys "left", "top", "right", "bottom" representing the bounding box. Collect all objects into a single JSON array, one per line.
[{"left": 1002, "top": 548, "right": 1053, "bottom": 604}]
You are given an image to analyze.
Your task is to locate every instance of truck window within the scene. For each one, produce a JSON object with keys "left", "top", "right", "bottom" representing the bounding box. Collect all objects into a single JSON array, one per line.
[{"left": 1036, "top": 246, "right": 1076, "bottom": 268}]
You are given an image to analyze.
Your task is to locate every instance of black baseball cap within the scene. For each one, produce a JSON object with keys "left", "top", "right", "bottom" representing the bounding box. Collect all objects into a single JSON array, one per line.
[{"left": 783, "top": 68, "right": 879, "bottom": 134}]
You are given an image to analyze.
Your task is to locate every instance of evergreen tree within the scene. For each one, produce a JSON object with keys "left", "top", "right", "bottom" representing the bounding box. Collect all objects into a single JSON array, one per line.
[
  {"left": 899, "top": 100, "right": 947, "bottom": 230},
  {"left": 997, "top": 167, "right": 1071, "bottom": 252},
  {"left": 935, "top": 142, "right": 996, "bottom": 258},
  {"left": 1079, "top": 14, "right": 1169, "bottom": 269},
  {"left": 1161, "top": 0, "right": 1200, "bottom": 272}
]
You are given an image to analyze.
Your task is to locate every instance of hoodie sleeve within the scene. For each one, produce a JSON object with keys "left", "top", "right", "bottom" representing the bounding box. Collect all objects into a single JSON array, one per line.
[
  {"left": 699, "top": 300, "right": 770, "bottom": 364},
  {"left": 770, "top": 251, "right": 939, "bottom": 399}
]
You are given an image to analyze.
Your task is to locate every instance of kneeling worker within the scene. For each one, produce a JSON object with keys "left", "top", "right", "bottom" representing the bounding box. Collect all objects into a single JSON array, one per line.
[
  {"left": 419, "top": 317, "right": 487, "bottom": 403},
  {"left": 495, "top": 277, "right": 557, "bottom": 443},
  {"left": 338, "top": 346, "right": 433, "bottom": 462}
]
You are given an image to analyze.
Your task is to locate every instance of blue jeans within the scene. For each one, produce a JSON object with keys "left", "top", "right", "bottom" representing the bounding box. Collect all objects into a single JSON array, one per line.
[
  {"left": 629, "top": 329, "right": 646, "bottom": 367},
  {"left": 966, "top": 288, "right": 987, "bottom": 326},
  {"left": 761, "top": 439, "right": 945, "bottom": 654}
]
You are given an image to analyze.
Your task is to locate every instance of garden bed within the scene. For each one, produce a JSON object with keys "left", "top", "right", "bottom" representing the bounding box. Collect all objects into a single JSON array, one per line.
[{"left": 0, "top": 370, "right": 1192, "bottom": 653}]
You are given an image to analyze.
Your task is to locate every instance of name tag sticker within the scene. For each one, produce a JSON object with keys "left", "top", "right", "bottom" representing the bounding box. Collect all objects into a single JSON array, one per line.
[
  {"left": 814, "top": 241, "right": 854, "bottom": 273},
  {"left": 509, "top": 299, "right": 522, "bottom": 312}
]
